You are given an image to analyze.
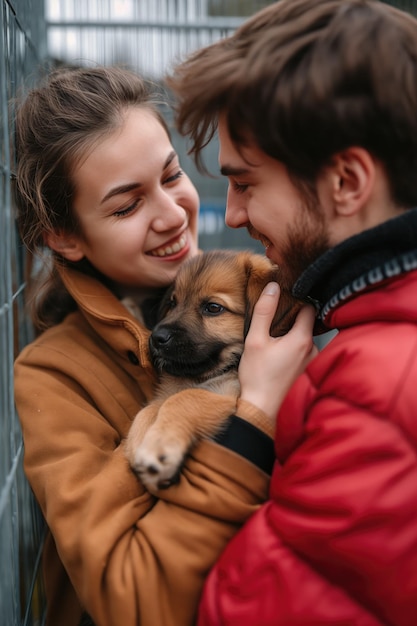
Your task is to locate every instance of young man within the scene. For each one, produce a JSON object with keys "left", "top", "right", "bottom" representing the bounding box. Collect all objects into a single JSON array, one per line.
[{"left": 167, "top": 1, "right": 417, "bottom": 624}]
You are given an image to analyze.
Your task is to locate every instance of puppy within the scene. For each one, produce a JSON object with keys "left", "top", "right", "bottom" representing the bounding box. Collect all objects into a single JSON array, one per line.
[{"left": 124, "top": 249, "right": 302, "bottom": 491}]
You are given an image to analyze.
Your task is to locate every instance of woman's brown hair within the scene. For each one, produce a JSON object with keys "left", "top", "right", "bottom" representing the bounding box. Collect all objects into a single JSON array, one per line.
[{"left": 14, "top": 65, "right": 169, "bottom": 331}]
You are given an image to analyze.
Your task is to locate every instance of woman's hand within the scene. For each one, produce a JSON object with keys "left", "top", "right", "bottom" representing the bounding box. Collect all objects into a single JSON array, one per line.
[{"left": 239, "top": 282, "right": 318, "bottom": 425}]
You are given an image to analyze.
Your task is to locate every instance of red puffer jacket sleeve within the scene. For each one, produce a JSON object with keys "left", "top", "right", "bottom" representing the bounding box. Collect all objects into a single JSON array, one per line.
[{"left": 198, "top": 394, "right": 417, "bottom": 626}]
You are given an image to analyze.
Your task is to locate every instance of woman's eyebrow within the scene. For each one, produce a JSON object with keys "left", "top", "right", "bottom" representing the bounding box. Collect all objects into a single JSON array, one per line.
[
  {"left": 100, "top": 151, "right": 178, "bottom": 204},
  {"left": 164, "top": 150, "right": 177, "bottom": 168},
  {"left": 101, "top": 182, "right": 142, "bottom": 204}
]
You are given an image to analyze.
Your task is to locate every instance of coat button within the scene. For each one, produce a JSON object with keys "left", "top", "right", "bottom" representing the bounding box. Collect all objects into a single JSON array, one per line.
[{"left": 127, "top": 351, "right": 139, "bottom": 365}]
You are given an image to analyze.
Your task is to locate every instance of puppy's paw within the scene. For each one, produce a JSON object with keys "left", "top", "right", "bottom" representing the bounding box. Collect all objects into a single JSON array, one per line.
[{"left": 131, "top": 433, "right": 189, "bottom": 492}]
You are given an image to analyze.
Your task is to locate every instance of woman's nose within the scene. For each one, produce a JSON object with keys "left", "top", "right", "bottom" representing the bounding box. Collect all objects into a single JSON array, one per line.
[{"left": 151, "top": 190, "right": 186, "bottom": 231}]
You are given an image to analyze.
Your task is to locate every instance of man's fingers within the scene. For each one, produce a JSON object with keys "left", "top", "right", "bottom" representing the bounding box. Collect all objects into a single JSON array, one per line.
[
  {"left": 248, "top": 285, "right": 318, "bottom": 353},
  {"left": 291, "top": 303, "right": 316, "bottom": 333},
  {"left": 247, "top": 282, "right": 280, "bottom": 338},
  {"left": 289, "top": 304, "right": 318, "bottom": 359}
]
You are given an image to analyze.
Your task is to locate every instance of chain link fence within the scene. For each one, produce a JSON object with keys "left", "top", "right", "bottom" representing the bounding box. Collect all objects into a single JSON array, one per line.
[{"left": 1, "top": 2, "right": 48, "bottom": 624}]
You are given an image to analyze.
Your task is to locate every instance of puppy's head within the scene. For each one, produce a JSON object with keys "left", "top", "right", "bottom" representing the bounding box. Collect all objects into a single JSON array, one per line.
[{"left": 149, "top": 250, "right": 303, "bottom": 380}]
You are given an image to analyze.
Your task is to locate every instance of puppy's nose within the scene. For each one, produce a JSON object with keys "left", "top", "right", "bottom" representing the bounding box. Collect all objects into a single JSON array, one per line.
[{"left": 151, "top": 327, "right": 173, "bottom": 348}]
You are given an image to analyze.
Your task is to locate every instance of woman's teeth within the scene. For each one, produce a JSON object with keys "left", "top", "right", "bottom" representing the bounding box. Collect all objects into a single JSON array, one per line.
[{"left": 150, "top": 235, "right": 186, "bottom": 257}]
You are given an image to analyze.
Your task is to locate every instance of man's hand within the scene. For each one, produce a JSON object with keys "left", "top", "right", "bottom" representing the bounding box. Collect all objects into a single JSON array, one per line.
[{"left": 239, "top": 282, "right": 318, "bottom": 425}]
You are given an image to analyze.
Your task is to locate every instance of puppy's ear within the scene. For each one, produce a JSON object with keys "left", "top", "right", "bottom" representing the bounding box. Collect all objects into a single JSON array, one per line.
[
  {"left": 243, "top": 252, "right": 303, "bottom": 338},
  {"left": 243, "top": 253, "right": 278, "bottom": 337},
  {"left": 270, "top": 288, "right": 304, "bottom": 337}
]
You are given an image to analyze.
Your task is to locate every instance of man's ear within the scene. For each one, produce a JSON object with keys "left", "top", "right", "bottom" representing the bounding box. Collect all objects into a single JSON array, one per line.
[
  {"left": 330, "top": 147, "right": 375, "bottom": 217},
  {"left": 45, "top": 230, "right": 85, "bottom": 262}
]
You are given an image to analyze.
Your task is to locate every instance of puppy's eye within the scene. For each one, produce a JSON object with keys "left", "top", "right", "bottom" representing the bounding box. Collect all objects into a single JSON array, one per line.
[
  {"left": 168, "top": 295, "right": 177, "bottom": 310},
  {"left": 202, "top": 302, "right": 225, "bottom": 316},
  {"left": 159, "top": 295, "right": 177, "bottom": 319}
]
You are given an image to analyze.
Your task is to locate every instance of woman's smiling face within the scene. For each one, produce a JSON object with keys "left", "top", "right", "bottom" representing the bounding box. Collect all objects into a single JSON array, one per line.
[{"left": 57, "top": 106, "right": 199, "bottom": 293}]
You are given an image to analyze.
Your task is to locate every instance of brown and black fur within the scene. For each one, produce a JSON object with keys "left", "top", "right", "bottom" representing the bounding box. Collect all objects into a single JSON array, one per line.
[{"left": 124, "top": 249, "right": 302, "bottom": 491}]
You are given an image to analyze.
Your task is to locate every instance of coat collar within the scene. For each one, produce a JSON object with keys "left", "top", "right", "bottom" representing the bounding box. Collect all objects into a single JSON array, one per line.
[
  {"left": 57, "top": 263, "right": 155, "bottom": 372},
  {"left": 293, "top": 208, "right": 417, "bottom": 326}
]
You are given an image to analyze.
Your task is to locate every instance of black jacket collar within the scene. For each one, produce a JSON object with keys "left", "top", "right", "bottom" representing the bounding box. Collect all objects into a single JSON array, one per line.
[{"left": 293, "top": 208, "right": 417, "bottom": 323}]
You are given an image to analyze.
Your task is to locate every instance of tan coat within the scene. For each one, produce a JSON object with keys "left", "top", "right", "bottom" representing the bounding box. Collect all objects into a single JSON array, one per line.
[{"left": 14, "top": 264, "right": 271, "bottom": 626}]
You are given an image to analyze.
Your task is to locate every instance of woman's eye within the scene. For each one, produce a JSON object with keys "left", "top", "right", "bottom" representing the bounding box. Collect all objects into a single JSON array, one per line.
[
  {"left": 164, "top": 169, "right": 183, "bottom": 185},
  {"left": 203, "top": 302, "right": 225, "bottom": 316},
  {"left": 113, "top": 200, "right": 139, "bottom": 217}
]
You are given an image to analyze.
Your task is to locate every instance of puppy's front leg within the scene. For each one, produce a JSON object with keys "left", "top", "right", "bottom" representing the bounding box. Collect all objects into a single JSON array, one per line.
[
  {"left": 134, "top": 389, "right": 238, "bottom": 492},
  {"left": 125, "top": 400, "right": 164, "bottom": 475}
]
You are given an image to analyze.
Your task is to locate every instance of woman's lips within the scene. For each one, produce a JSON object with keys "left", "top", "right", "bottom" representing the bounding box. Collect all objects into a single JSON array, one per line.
[{"left": 148, "top": 233, "right": 187, "bottom": 258}]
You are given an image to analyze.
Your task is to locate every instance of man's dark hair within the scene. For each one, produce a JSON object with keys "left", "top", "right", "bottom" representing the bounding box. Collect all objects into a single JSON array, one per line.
[{"left": 168, "top": 0, "right": 417, "bottom": 207}]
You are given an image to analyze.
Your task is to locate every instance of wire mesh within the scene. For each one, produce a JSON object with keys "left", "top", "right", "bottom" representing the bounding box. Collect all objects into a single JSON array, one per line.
[{"left": 1, "top": 1, "right": 47, "bottom": 624}]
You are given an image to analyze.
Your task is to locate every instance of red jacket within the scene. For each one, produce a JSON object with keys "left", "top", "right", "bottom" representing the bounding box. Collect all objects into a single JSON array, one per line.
[{"left": 198, "top": 215, "right": 417, "bottom": 626}]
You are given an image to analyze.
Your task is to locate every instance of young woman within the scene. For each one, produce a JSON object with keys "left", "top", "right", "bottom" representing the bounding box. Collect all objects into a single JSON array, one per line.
[{"left": 13, "top": 66, "right": 315, "bottom": 626}]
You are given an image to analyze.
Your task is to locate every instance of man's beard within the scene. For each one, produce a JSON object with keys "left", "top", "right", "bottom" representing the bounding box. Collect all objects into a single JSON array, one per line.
[
  {"left": 248, "top": 199, "right": 330, "bottom": 293},
  {"left": 280, "top": 206, "right": 329, "bottom": 291}
]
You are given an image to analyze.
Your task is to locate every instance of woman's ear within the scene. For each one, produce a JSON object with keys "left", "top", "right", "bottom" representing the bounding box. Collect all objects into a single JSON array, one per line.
[
  {"left": 45, "top": 230, "right": 85, "bottom": 262},
  {"left": 330, "top": 147, "right": 375, "bottom": 217}
]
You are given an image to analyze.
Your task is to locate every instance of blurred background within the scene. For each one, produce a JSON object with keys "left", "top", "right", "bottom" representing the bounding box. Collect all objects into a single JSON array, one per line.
[{"left": 1, "top": 1, "right": 415, "bottom": 624}]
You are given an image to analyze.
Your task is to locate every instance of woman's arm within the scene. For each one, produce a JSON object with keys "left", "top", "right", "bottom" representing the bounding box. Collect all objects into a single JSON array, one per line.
[{"left": 15, "top": 339, "right": 270, "bottom": 626}]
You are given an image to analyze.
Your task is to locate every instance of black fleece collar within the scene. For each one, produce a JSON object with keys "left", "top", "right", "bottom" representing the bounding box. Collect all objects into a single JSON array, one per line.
[{"left": 293, "top": 208, "right": 417, "bottom": 322}]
